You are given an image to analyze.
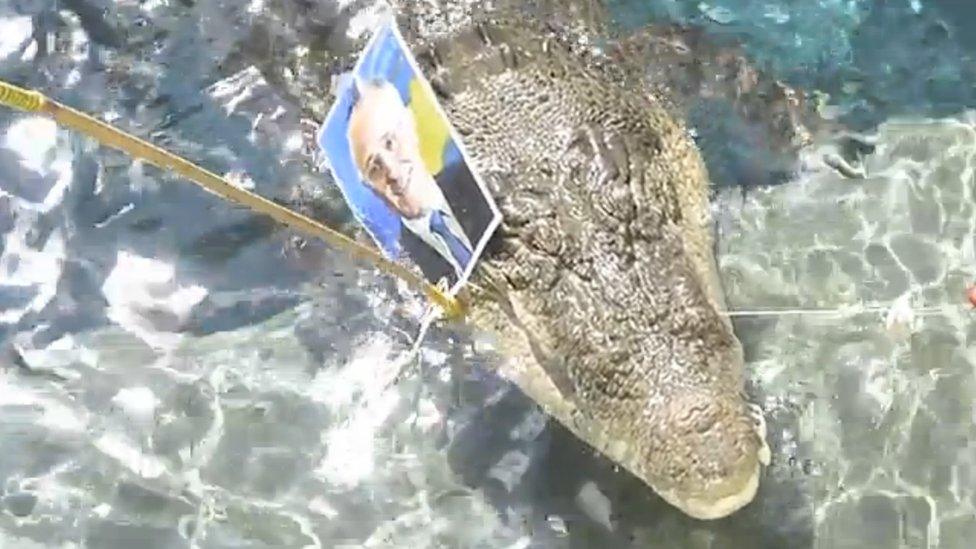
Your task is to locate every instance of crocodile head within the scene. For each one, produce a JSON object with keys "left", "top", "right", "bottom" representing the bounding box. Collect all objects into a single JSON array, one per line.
[{"left": 401, "top": 17, "right": 772, "bottom": 519}]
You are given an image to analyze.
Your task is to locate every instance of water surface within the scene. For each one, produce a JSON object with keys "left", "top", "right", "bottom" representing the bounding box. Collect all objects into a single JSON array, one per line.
[{"left": 1, "top": 1, "right": 974, "bottom": 548}]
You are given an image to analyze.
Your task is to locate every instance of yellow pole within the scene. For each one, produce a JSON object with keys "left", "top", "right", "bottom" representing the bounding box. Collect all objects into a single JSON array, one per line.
[{"left": 0, "top": 79, "right": 465, "bottom": 320}]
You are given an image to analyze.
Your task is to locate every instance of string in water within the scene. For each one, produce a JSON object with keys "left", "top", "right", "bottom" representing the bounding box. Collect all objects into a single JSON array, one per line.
[
  {"left": 724, "top": 290, "right": 973, "bottom": 338},
  {"left": 725, "top": 305, "right": 952, "bottom": 318}
]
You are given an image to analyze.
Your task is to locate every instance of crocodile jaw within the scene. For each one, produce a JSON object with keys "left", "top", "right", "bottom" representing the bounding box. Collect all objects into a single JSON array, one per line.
[{"left": 658, "top": 461, "right": 761, "bottom": 520}]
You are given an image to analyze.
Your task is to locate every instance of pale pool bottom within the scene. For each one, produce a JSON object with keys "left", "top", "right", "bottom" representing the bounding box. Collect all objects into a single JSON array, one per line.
[{"left": 717, "top": 112, "right": 976, "bottom": 549}]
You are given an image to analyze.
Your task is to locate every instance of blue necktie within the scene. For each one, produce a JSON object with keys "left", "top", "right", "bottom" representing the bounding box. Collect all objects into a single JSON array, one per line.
[{"left": 429, "top": 210, "right": 472, "bottom": 272}]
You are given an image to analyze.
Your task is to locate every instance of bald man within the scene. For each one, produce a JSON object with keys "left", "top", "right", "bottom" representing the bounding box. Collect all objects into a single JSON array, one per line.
[{"left": 347, "top": 79, "right": 477, "bottom": 284}]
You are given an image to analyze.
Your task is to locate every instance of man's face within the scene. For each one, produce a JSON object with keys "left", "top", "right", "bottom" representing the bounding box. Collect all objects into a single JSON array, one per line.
[{"left": 348, "top": 83, "right": 433, "bottom": 219}]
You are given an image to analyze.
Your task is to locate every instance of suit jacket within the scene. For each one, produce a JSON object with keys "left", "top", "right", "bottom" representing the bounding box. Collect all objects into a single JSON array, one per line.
[{"left": 399, "top": 159, "right": 496, "bottom": 289}]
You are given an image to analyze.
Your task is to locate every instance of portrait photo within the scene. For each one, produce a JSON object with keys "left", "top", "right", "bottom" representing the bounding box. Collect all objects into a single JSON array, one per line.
[{"left": 317, "top": 19, "right": 501, "bottom": 295}]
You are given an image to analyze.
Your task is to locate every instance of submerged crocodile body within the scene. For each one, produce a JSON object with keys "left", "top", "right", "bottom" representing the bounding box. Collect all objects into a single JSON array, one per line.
[
  {"left": 383, "top": 7, "right": 773, "bottom": 520},
  {"left": 264, "top": 0, "right": 816, "bottom": 520}
]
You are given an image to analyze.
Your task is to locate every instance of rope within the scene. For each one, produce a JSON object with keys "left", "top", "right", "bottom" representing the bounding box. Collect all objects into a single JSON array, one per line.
[
  {"left": 0, "top": 81, "right": 45, "bottom": 112},
  {"left": 0, "top": 79, "right": 465, "bottom": 320}
]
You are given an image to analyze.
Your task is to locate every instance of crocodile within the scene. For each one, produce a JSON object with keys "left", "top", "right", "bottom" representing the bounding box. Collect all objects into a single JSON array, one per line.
[
  {"left": 376, "top": 4, "right": 772, "bottom": 520},
  {"left": 269, "top": 0, "right": 820, "bottom": 520}
]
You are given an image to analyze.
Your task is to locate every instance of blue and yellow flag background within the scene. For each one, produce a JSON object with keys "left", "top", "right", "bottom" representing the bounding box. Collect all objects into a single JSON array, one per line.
[{"left": 317, "top": 21, "right": 463, "bottom": 259}]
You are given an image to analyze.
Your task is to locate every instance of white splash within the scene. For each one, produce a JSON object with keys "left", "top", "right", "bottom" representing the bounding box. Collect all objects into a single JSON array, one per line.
[
  {"left": 308, "top": 496, "right": 339, "bottom": 519},
  {"left": 20, "top": 38, "right": 37, "bottom": 62},
  {"left": 3, "top": 117, "right": 58, "bottom": 174},
  {"left": 546, "top": 514, "right": 569, "bottom": 537},
  {"left": 0, "top": 16, "right": 32, "bottom": 59},
  {"left": 64, "top": 67, "right": 82, "bottom": 88},
  {"left": 141, "top": 0, "right": 170, "bottom": 12},
  {"left": 246, "top": 0, "right": 266, "bottom": 15},
  {"left": 283, "top": 132, "right": 304, "bottom": 153},
  {"left": 885, "top": 291, "right": 916, "bottom": 339},
  {"left": 1, "top": 115, "right": 74, "bottom": 212},
  {"left": 101, "top": 251, "right": 208, "bottom": 349},
  {"left": 317, "top": 393, "right": 397, "bottom": 489},
  {"left": 310, "top": 335, "right": 398, "bottom": 410},
  {"left": 206, "top": 66, "right": 263, "bottom": 116},
  {"left": 313, "top": 335, "right": 403, "bottom": 489},
  {"left": 111, "top": 386, "right": 160, "bottom": 430},
  {"left": 502, "top": 537, "right": 532, "bottom": 549},
  {"left": 224, "top": 170, "right": 256, "bottom": 190}
]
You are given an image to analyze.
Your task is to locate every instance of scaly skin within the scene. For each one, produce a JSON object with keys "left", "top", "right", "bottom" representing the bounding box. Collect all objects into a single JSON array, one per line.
[{"left": 389, "top": 17, "right": 772, "bottom": 520}]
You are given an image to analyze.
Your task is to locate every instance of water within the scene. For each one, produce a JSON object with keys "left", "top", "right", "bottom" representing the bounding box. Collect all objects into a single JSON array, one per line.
[
  {"left": 605, "top": 0, "right": 976, "bottom": 131},
  {"left": 719, "top": 114, "right": 976, "bottom": 549},
  {"left": 1, "top": 0, "right": 974, "bottom": 547}
]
